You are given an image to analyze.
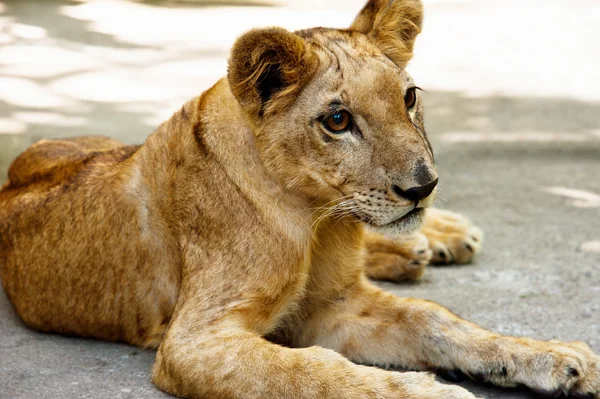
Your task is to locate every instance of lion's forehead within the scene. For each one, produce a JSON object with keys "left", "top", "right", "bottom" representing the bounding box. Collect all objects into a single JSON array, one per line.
[{"left": 306, "top": 32, "right": 410, "bottom": 110}]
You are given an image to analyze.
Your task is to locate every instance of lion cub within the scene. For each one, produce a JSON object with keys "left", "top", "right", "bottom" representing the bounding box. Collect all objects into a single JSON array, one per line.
[{"left": 1, "top": 0, "right": 598, "bottom": 398}]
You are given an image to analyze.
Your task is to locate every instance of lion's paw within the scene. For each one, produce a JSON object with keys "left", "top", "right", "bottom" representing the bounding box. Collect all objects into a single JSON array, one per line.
[
  {"left": 421, "top": 209, "right": 483, "bottom": 265},
  {"left": 498, "top": 340, "right": 600, "bottom": 398},
  {"left": 364, "top": 232, "right": 432, "bottom": 282},
  {"left": 402, "top": 232, "right": 433, "bottom": 266},
  {"left": 539, "top": 341, "right": 600, "bottom": 398},
  {"left": 419, "top": 383, "right": 480, "bottom": 399},
  {"left": 382, "top": 371, "right": 481, "bottom": 399},
  {"left": 412, "top": 379, "right": 481, "bottom": 399}
]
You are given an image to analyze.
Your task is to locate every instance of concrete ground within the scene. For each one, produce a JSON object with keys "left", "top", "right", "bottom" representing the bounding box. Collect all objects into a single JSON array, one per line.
[{"left": 1, "top": 0, "right": 599, "bottom": 398}]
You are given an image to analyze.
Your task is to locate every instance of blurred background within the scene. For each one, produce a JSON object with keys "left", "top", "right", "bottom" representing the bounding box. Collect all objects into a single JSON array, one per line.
[{"left": 0, "top": 1, "right": 599, "bottom": 398}]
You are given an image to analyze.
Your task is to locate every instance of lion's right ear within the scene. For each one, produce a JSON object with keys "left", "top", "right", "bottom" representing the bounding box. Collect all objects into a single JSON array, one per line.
[{"left": 228, "top": 28, "right": 317, "bottom": 119}]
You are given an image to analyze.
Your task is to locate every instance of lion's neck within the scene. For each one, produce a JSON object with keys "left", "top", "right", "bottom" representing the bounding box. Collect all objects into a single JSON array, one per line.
[{"left": 161, "top": 79, "right": 313, "bottom": 243}]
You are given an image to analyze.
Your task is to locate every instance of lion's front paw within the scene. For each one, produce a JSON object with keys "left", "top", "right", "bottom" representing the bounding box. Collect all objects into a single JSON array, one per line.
[
  {"left": 398, "top": 232, "right": 433, "bottom": 268},
  {"left": 421, "top": 383, "right": 481, "bottom": 399},
  {"left": 517, "top": 341, "right": 600, "bottom": 398},
  {"left": 421, "top": 208, "right": 483, "bottom": 265},
  {"left": 416, "top": 380, "right": 481, "bottom": 399},
  {"left": 382, "top": 371, "right": 481, "bottom": 399},
  {"left": 547, "top": 341, "right": 600, "bottom": 398},
  {"left": 364, "top": 232, "right": 432, "bottom": 282}
]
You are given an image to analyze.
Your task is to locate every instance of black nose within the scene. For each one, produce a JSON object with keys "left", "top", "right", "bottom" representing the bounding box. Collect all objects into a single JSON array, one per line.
[{"left": 392, "top": 178, "right": 439, "bottom": 202}]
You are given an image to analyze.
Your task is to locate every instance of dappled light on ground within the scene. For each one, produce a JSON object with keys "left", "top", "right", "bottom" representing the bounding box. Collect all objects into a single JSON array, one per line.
[
  {"left": 441, "top": 131, "right": 600, "bottom": 143},
  {"left": 1, "top": 0, "right": 599, "bottom": 148},
  {"left": 580, "top": 241, "right": 600, "bottom": 254},
  {"left": 13, "top": 111, "right": 86, "bottom": 127},
  {"left": 542, "top": 187, "right": 600, "bottom": 209},
  {"left": 59, "top": 1, "right": 354, "bottom": 48},
  {"left": 0, "top": 118, "right": 26, "bottom": 134}
]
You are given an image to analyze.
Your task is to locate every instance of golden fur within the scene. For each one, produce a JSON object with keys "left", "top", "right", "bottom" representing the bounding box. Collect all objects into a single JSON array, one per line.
[{"left": 1, "top": 0, "right": 599, "bottom": 398}]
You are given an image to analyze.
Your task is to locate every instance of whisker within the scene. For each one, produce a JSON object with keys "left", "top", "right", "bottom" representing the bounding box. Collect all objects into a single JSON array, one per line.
[
  {"left": 302, "top": 195, "right": 356, "bottom": 225},
  {"left": 308, "top": 197, "right": 359, "bottom": 230}
]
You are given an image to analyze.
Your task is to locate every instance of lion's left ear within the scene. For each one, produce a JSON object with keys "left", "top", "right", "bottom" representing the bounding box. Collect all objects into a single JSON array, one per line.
[
  {"left": 350, "top": 0, "right": 423, "bottom": 67},
  {"left": 228, "top": 27, "right": 317, "bottom": 119}
]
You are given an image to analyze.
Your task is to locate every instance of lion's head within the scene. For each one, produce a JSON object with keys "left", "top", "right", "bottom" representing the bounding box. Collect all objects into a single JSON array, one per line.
[{"left": 227, "top": 0, "right": 436, "bottom": 237}]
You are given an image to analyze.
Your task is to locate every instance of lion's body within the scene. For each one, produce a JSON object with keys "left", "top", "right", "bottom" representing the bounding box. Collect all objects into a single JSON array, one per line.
[
  {"left": 1, "top": 1, "right": 599, "bottom": 398},
  {"left": 0, "top": 81, "right": 364, "bottom": 349}
]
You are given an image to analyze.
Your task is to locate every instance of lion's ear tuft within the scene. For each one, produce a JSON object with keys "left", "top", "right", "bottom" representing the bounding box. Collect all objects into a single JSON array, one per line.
[
  {"left": 228, "top": 28, "right": 317, "bottom": 119},
  {"left": 350, "top": 0, "right": 423, "bottom": 67}
]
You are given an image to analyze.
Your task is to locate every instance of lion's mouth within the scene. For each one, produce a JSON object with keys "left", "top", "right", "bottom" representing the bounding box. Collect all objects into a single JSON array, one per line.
[
  {"left": 355, "top": 206, "right": 425, "bottom": 227},
  {"left": 384, "top": 207, "right": 424, "bottom": 227}
]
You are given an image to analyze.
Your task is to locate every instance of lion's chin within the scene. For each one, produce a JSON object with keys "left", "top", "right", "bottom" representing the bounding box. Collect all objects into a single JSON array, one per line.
[{"left": 365, "top": 207, "right": 425, "bottom": 239}]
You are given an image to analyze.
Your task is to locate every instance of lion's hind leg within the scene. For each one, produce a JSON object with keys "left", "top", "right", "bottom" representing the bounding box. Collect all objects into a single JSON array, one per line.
[{"left": 3, "top": 136, "right": 125, "bottom": 190}]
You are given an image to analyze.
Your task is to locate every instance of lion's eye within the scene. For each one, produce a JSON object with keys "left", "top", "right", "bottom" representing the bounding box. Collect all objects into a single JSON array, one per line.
[
  {"left": 404, "top": 87, "right": 417, "bottom": 110},
  {"left": 323, "top": 110, "right": 352, "bottom": 133}
]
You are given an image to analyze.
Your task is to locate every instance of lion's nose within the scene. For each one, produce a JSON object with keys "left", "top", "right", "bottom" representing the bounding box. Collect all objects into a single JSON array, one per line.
[{"left": 391, "top": 178, "right": 439, "bottom": 202}]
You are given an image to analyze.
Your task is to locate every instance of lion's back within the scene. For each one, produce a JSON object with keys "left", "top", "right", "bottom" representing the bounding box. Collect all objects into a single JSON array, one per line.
[{"left": 2, "top": 136, "right": 131, "bottom": 190}]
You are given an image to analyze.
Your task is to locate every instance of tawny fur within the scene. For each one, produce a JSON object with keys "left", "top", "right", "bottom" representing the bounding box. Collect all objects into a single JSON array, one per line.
[{"left": 1, "top": 1, "right": 599, "bottom": 398}]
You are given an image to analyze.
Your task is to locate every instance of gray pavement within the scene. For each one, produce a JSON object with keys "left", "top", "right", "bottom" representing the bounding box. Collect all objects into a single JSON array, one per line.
[{"left": 1, "top": 1, "right": 599, "bottom": 398}]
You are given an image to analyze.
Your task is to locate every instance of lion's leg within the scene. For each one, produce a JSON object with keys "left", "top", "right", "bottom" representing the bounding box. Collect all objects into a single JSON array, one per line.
[
  {"left": 152, "top": 296, "right": 477, "bottom": 398},
  {"left": 296, "top": 279, "right": 600, "bottom": 397},
  {"left": 363, "top": 230, "right": 432, "bottom": 281}
]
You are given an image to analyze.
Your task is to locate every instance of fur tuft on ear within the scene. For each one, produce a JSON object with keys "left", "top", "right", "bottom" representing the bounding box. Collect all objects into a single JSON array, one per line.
[
  {"left": 228, "top": 28, "right": 317, "bottom": 119},
  {"left": 350, "top": 0, "right": 423, "bottom": 67}
]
